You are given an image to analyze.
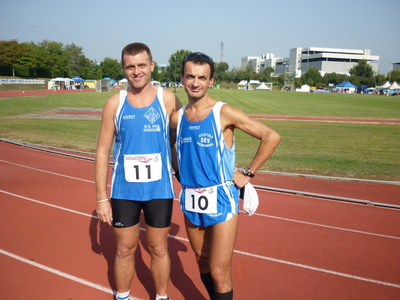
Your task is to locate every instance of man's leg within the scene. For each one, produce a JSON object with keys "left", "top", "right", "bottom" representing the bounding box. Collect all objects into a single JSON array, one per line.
[
  {"left": 208, "top": 214, "right": 238, "bottom": 294},
  {"left": 114, "top": 224, "right": 140, "bottom": 294},
  {"left": 184, "top": 217, "right": 214, "bottom": 299},
  {"left": 143, "top": 198, "right": 173, "bottom": 298},
  {"left": 146, "top": 225, "right": 171, "bottom": 296}
]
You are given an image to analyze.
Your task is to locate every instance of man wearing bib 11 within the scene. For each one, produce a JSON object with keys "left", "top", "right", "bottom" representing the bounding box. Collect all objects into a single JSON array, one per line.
[
  {"left": 171, "top": 53, "right": 280, "bottom": 300},
  {"left": 95, "top": 43, "right": 182, "bottom": 300}
]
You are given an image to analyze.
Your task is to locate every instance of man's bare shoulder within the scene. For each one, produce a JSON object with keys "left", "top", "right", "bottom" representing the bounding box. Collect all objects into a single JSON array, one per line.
[
  {"left": 102, "top": 91, "right": 121, "bottom": 114},
  {"left": 163, "top": 88, "right": 182, "bottom": 113},
  {"left": 220, "top": 103, "right": 246, "bottom": 117}
]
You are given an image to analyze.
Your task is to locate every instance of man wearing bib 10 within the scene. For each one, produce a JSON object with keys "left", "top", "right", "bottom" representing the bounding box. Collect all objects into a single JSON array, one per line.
[
  {"left": 171, "top": 52, "right": 280, "bottom": 300},
  {"left": 95, "top": 43, "right": 182, "bottom": 300}
]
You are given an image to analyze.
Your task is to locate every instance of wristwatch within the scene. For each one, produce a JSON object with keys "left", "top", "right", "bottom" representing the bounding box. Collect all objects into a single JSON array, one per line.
[{"left": 242, "top": 167, "right": 255, "bottom": 178}]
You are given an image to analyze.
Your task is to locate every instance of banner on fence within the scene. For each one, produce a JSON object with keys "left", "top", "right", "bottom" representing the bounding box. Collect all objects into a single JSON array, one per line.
[{"left": 0, "top": 79, "right": 45, "bottom": 85}]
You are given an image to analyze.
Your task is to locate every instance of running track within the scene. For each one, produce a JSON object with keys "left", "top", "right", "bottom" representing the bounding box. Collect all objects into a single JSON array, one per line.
[{"left": 0, "top": 141, "right": 399, "bottom": 299}]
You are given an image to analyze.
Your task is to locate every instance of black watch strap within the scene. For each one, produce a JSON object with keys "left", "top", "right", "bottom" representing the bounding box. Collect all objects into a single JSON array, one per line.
[{"left": 243, "top": 167, "right": 255, "bottom": 178}]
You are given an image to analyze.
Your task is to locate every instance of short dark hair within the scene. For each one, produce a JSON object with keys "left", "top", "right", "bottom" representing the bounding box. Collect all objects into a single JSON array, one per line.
[
  {"left": 181, "top": 52, "right": 215, "bottom": 79},
  {"left": 121, "top": 43, "right": 153, "bottom": 66}
]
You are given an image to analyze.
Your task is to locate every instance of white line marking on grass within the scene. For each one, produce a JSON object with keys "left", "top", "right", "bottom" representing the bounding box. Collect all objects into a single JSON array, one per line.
[
  {"left": 0, "top": 249, "right": 144, "bottom": 300},
  {"left": 1, "top": 189, "right": 400, "bottom": 290}
]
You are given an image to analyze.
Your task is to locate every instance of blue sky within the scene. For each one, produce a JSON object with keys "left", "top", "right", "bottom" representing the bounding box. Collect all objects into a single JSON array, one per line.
[{"left": 1, "top": 0, "right": 399, "bottom": 75}]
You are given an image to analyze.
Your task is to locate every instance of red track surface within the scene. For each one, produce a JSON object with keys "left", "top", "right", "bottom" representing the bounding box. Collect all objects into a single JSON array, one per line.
[{"left": 0, "top": 141, "right": 399, "bottom": 299}]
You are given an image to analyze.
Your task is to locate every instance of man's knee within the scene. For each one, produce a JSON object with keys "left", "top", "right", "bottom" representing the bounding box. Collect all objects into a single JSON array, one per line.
[
  {"left": 116, "top": 241, "right": 138, "bottom": 259},
  {"left": 210, "top": 265, "right": 231, "bottom": 286},
  {"left": 148, "top": 242, "right": 168, "bottom": 259}
]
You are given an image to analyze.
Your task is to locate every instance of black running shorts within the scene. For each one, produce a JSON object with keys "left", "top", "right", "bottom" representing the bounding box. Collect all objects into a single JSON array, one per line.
[{"left": 111, "top": 198, "right": 173, "bottom": 228}]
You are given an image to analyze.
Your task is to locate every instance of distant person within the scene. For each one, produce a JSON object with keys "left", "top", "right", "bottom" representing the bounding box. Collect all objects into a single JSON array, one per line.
[
  {"left": 95, "top": 42, "right": 182, "bottom": 300},
  {"left": 171, "top": 52, "right": 280, "bottom": 300}
]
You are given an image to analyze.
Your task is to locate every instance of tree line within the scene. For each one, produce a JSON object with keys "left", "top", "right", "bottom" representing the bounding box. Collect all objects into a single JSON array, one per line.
[{"left": 1, "top": 39, "right": 398, "bottom": 88}]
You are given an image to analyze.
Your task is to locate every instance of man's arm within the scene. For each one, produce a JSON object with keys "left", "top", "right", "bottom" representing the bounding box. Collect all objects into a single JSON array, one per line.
[
  {"left": 94, "top": 94, "right": 119, "bottom": 225},
  {"left": 164, "top": 90, "right": 183, "bottom": 177},
  {"left": 221, "top": 105, "right": 281, "bottom": 188}
]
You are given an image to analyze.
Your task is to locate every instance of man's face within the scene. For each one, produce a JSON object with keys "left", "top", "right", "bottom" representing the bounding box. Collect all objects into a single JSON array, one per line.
[
  {"left": 122, "top": 51, "right": 154, "bottom": 89},
  {"left": 181, "top": 61, "right": 214, "bottom": 100}
]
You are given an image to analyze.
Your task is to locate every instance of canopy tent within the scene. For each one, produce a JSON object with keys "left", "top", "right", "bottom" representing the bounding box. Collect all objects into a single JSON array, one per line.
[
  {"left": 48, "top": 77, "right": 73, "bottom": 90},
  {"left": 357, "top": 85, "right": 368, "bottom": 94},
  {"left": 379, "top": 81, "right": 391, "bottom": 89},
  {"left": 335, "top": 81, "right": 356, "bottom": 93},
  {"left": 389, "top": 82, "right": 400, "bottom": 89},
  {"left": 72, "top": 76, "right": 84, "bottom": 82},
  {"left": 238, "top": 80, "right": 247, "bottom": 89},
  {"left": 296, "top": 84, "right": 310, "bottom": 92},
  {"left": 337, "top": 81, "right": 356, "bottom": 88},
  {"left": 255, "top": 83, "right": 272, "bottom": 90}
]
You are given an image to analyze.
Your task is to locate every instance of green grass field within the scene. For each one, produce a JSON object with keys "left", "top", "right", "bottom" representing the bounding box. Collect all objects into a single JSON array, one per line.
[{"left": 1, "top": 89, "right": 400, "bottom": 181}]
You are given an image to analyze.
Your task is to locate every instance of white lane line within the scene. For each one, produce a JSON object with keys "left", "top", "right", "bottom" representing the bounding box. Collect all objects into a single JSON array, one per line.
[
  {"left": 1, "top": 189, "right": 400, "bottom": 289},
  {"left": 0, "top": 159, "right": 94, "bottom": 183},
  {"left": 233, "top": 249, "right": 400, "bottom": 288},
  {"left": 0, "top": 249, "right": 143, "bottom": 300},
  {"left": 1, "top": 157, "right": 399, "bottom": 240},
  {"left": 250, "top": 211, "right": 400, "bottom": 240}
]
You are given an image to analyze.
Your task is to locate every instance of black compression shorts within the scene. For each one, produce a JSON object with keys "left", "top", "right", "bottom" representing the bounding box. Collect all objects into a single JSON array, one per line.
[{"left": 111, "top": 198, "right": 173, "bottom": 228}]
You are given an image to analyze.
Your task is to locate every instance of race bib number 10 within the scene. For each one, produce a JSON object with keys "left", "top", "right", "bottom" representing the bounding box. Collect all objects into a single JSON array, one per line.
[
  {"left": 124, "top": 153, "right": 162, "bottom": 182},
  {"left": 185, "top": 186, "right": 218, "bottom": 214}
]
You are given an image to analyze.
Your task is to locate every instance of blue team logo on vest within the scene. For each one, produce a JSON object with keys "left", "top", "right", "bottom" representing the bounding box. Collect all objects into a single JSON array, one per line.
[{"left": 144, "top": 107, "right": 160, "bottom": 124}]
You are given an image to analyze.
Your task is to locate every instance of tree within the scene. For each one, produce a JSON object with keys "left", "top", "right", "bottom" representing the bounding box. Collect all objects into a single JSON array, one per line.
[
  {"left": 167, "top": 49, "right": 192, "bottom": 82},
  {"left": 388, "top": 69, "right": 400, "bottom": 83},
  {"left": 101, "top": 57, "right": 123, "bottom": 79},
  {"left": 349, "top": 59, "right": 375, "bottom": 86},
  {"left": 214, "top": 62, "right": 230, "bottom": 83},
  {"left": 0, "top": 40, "right": 32, "bottom": 77},
  {"left": 34, "top": 40, "right": 69, "bottom": 78},
  {"left": 349, "top": 60, "right": 374, "bottom": 78},
  {"left": 64, "top": 43, "right": 92, "bottom": 78},
  {"left": 301, "top": 67, "right": 323, "bottom": 86},
  {"left": 323, "top": 72, "right": 349, "bottom": 86}
]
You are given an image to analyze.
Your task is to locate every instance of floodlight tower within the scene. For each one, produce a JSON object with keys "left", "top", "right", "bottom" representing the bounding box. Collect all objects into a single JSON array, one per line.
[
  {"left": 283, "top": 63, "right": 295, "bottom": 91},
  {"left": 220, "top": 42, "right": 225, "bottom": 62}
]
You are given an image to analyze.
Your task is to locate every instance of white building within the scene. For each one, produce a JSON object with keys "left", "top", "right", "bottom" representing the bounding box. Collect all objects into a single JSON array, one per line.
[{"left": 241, "top": 47, "right": 380, "bottom": 77}]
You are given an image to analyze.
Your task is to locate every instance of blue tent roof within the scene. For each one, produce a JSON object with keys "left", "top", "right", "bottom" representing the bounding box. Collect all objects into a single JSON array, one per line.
[
  {"left": 337, "top": 81, "right": 356, "bottom": 88},
  {"left": 72, "top": 76, "right": 84, "bottom": 82}
]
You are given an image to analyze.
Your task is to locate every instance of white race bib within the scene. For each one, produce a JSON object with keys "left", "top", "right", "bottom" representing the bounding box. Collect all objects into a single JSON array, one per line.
[
  {"left": 185, "top": 186, "right": 218, "bottom": 214},
  {"left": 124, "top": 153, "right": 162, "bottom": 182}
]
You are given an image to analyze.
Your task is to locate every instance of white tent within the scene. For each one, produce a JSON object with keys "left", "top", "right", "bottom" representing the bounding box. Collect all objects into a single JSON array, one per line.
[
  {"left": 389, "top": 82, "right": 400, "bottom": 89},
  {"left": 379, "top": 81, "right": 391, "bottom": 89},
  {"left": 296, "top": 84, "right": 310, "bottom": 92},
  {"left": 255, "top": 83, "right": 272, "bottom": 90},
  {"left": 48, "top": 77, "right": 73, "bottom": 90},
  {"left": 238, "top": 80, "right": 247, "bottom": 89}
]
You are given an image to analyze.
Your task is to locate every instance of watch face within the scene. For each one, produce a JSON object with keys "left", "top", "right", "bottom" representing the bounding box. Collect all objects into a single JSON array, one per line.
[{"left": 243, "top": 168, "right": 253, "bottom": 177}]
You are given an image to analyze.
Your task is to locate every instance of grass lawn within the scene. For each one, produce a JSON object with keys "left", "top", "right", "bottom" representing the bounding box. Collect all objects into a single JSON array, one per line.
[{"left": 1, "top": 89, "right": 399, "bottom": 181}]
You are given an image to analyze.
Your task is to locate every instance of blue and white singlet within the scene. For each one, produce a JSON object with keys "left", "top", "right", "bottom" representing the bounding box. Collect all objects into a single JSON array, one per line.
[
  {"left": 176, "top": 102, "right": 239, "bottom": 227},
  {"left": 110, "top": 87, "right": 174, "bottom": 201}
]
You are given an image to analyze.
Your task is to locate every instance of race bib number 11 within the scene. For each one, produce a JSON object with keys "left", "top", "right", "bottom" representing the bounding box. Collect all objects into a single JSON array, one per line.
[
  {"left": 185, "top": 186, "right": 218, "bottom": 214},
  {"left": 124, "top": 153, "right": 162, "bottom": 182}
]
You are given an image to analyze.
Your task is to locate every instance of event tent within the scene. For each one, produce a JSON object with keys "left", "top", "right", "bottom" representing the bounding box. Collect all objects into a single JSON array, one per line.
[
  {"left": 336, "top": 81, "right": 357, "bottom": 93},
  {"left": 48, "top": 77, "right": 73, "bottom": 90},
  {"left": 357, "top": 85, "right": 368, "bottom": 94},
  {"left": 379, "top": 81, "right": 391, "bottom": 89},
  {"left": 337, "top": 81, "right": 356, "bottom": 88},
  {"left": 238, "top": 80, "right": 247, "bottom": 89},
  {"left": 296, "top": 84, "right": 310, "bottom": 92},
  {"left": 255, "top": 83, "right": 272, "bottom": 90},
  {"left": 389, "top": 82, "right": 400, "bottom": 89},
  {"left": 72, "top": 76, "right": 84, "bottom": 82}
]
